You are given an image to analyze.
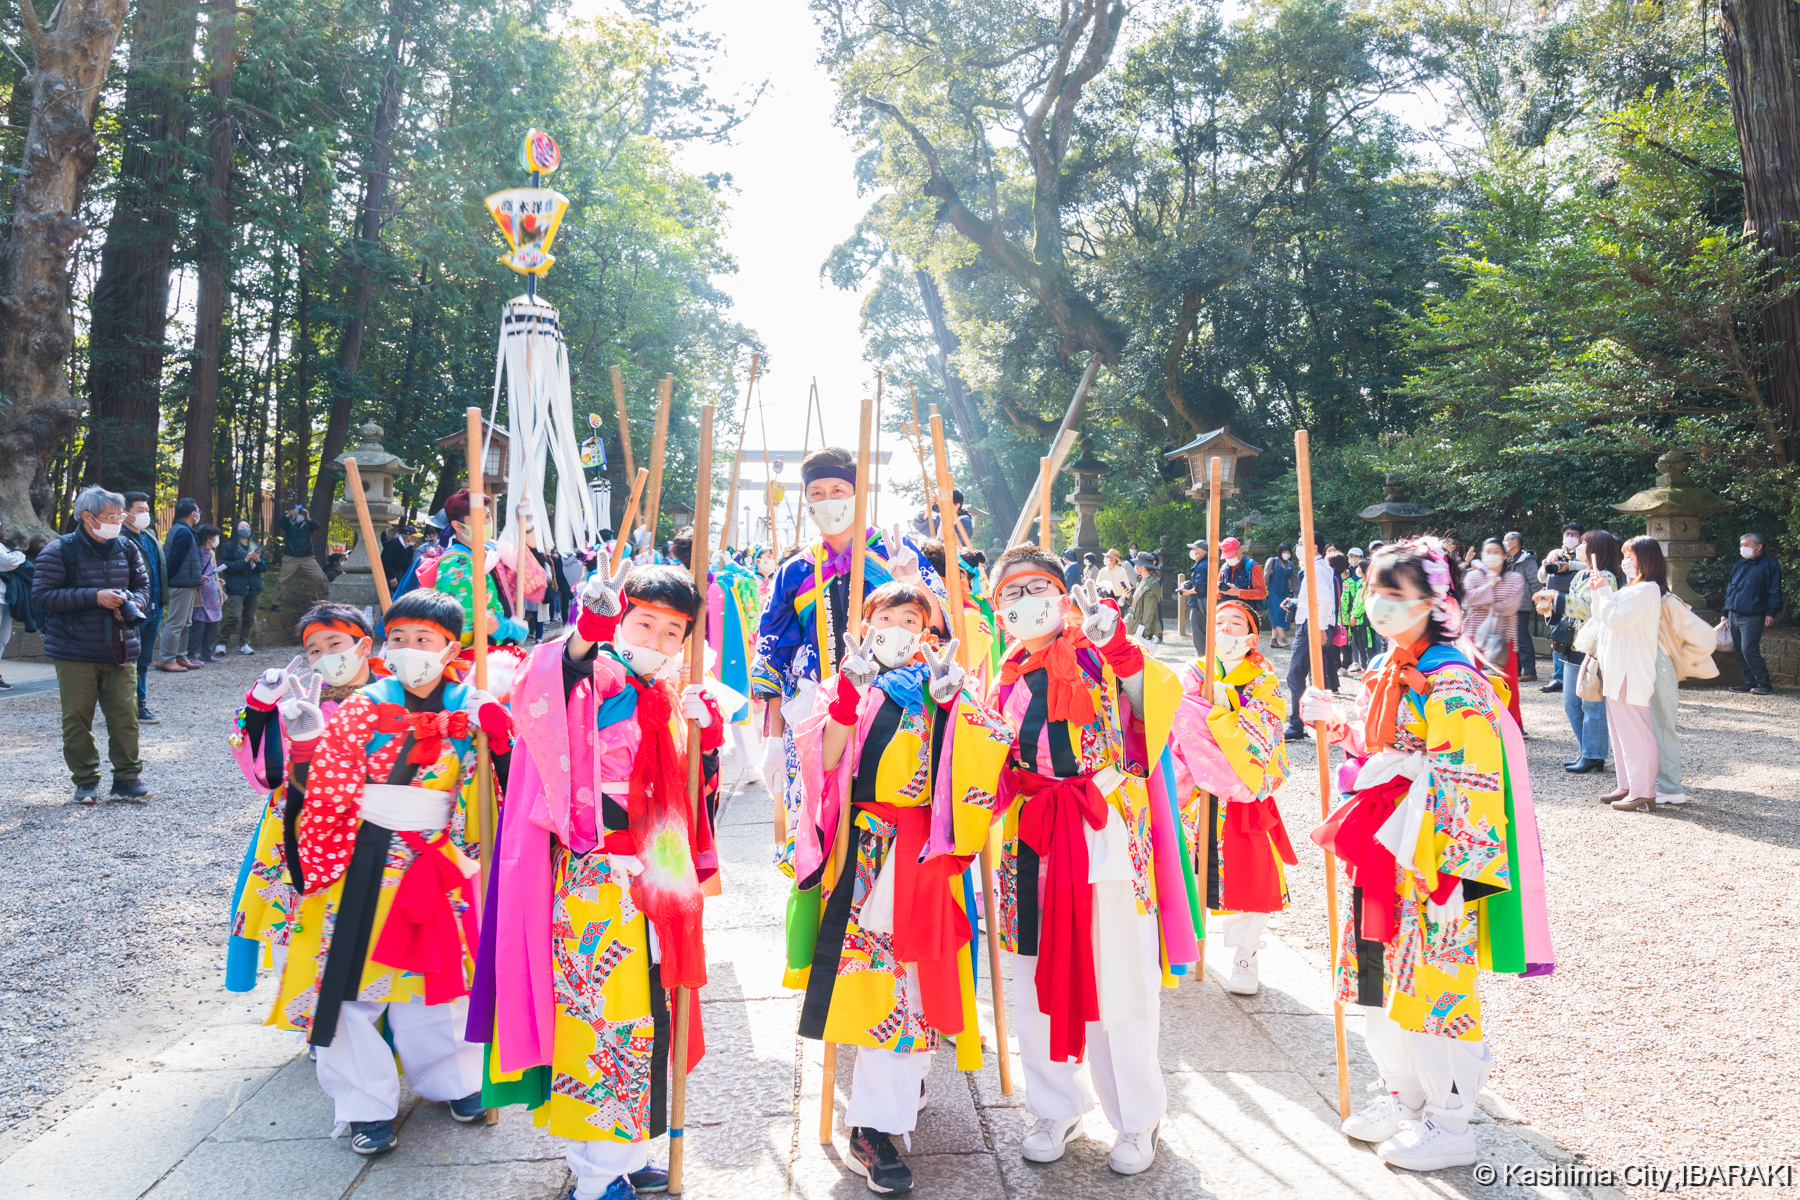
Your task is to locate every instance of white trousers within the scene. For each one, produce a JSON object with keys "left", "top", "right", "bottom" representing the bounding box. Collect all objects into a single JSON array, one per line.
[
  {"left": 1014, "top": 910, "right": 1165, "bottom": 1135},
  {"left": 565, "top": 1137, "right": 651, "bottom": 1200},
  {"left": 313, "top": 998, "right": 481, "bottom": 1124},
  {"left": 1361, "top": 1009, "right": 1492, "bottom": 1132},
  {"left": 847, "top": 1046, "right": 933, "bottom": 1135},
  {"left": 1219, "top": 911, "right": 1270, "bottom": 953}
]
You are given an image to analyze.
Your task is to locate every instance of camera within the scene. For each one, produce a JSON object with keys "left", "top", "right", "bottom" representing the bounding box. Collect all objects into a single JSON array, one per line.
[{"left": 117, "top": 597, "right": 147, "bottom": 628}]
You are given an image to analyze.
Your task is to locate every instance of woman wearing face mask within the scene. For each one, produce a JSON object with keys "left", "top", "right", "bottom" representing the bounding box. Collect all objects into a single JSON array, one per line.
[
  {"left": 748, "top": 446, "right": 946, "bottom": 887},
  {"left": 1264, "top": 544, "right": 1296, "bottom": 648},
  {"left": 1460, "top": 538, "right": 1525, "bottom": 729},
  {"left": 1301, "top": 538, "right": 1550, "bottom": 1174},
  {"left": 273, "top": 588, "right": 513, "bottom": 1157},
  {"left": 1587, "top": 535, "right": 1668, "bottom": 811},
  {"left": 1560, "top": 531, "right": 1622, "bottom": 773},
  {"left": 1168, "top": 600, "right": 1296, "bottom": 997},
  {"left": 477, "top": 565, "right": 721, "bottom": 1200},
  {"left": 225, "top": 602, "right": 378, "bottom": 991},
  {"left": 984, "top": 548, "right": 1192, "bottom": 1177},
  {"left": 787, "top": 581, "right": 1007, "bottom": 1194}
]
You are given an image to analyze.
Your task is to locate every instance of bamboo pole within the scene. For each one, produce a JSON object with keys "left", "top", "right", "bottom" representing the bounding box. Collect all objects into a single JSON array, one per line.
[
  {"left": 1038, "top": 457, "right": 1054, "bottom": 551},
  {"left": 610, "top": 468, "right": 649, "bottom": 573},
  {"left": 930, "top": 410, "right": 1013, "bottom": 1096},
  {"left": 1295, "top": 429, "right": 1352, "bottom": 1121},
  {"left": 716, "top": 352, "right": 761, "bottom": 552},
  {"left": 643, "top": 374, "right": 674, "bottom": 553},
  {"left": 1006, "top": 355, "right": 1099, "bottom": 547},
  {"left": 819, "top": 393, "right": 875, "bottom": 1145},
  {"left": 341, "top": 458, "right": 392, "bottom": 613},
  {"left": 610, "top": 365, "right": 635, "bottom": 482},
  {"left": 756, "top": 362, "right": 779, "bottom": 557},
  {"left": 466, "top": 406, "right": 500, "bottom": 1127},
  {"left": 668, "top": 403, "right": 714, "bottom": 1196}
]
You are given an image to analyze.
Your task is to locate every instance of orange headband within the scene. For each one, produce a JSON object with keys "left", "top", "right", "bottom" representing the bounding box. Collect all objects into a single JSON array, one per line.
[
  {"left": 625, "top": 598, "right": 694, "bottom": 623},
  {"left": 386, "top": 618, "right": 461, "bottom": 645},
  {"left": 298, "top": 617, "right": 369, "bottom": 643},
  {"left": 989, "top": 568, "right": 1068, "bottom": 601},
  {"left": 1214, "top": 599, "right": 1261, "bottom": 632}
]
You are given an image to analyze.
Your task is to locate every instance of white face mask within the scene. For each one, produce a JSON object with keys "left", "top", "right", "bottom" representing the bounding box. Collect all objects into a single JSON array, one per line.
[
  {"left": 1215, "top": 632, "right": 1252, "bottom": 665},
  {"left": 615, "top": 636, "right": 677, "bottom": 680},
  {"left": 1622, "top": 558, "right": 1639, "bottom": 582},
  {"left": 868, "top": 626, "right": 919, "bottom": 669},
  {"left": 313, "top": 649, "right": 366, "bottom": 686},
  {"left": 131, "top": 511, "right": 151, "bottom": 531},
  {"left": 808, "top": 497, "right": 855, "bottom": 536},
  {"left": 1365, "top": 594, "right": 1430, "bottom": 638},
  {"left": 1563, "top": 535, "right": 1579, "bottom": 551},
  {"left": 998, "top": 593, "right": 1062, "bottom": 641},
  {"left": 383, "top": 644, "right": 454, "bottom": 689},
  {"left": 1741, "top": 545, "right": 1756, "bottom": 560},
  {"left": 1280, "top": 552, "right": 1291, "bottom": 561},
  {"left": 1483, "top": 552, "right": 1506, "bottom": 570}
]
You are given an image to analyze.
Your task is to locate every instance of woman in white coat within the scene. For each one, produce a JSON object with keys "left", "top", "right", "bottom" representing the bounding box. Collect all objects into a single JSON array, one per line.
[{"left": 1588, "top": 535, "right": 1665, "bottom": 811}]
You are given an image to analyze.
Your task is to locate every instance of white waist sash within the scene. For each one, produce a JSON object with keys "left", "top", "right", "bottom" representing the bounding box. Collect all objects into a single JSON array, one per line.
[{"left": 360, "top": 784, "right": 452, "bottom": 833}]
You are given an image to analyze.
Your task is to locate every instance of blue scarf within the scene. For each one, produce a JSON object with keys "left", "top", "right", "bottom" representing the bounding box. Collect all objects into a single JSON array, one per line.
[{"left": 873, "top": 662, "right": 930, "bottom": 713}]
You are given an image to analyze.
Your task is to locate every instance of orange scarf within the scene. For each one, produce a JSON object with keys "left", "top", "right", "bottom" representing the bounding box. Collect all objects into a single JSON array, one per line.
[
  {"left": 999, "top": 626, "right": 1097, "bottom": 727},
  {"left": 1362, "top": 639, "right": 1428, "bottom": 752}
]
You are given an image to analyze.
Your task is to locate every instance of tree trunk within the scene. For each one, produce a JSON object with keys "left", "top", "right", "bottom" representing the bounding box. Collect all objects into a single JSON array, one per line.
[
  {"left": 0, "top": 0, "right": 132, "bottom": 540},
  {"left": 307, "top": 17, "right": 406, "bottom": 566},
  {"left": 1720, "top": 0, "right": 1800, "bottom": 460},
  {"left": 180, "top": 0, "right": 239, "bottom": 518},
  {"left": 82, "top": 0, "right": 202, "bottom": 497},
  {"left": 914, "top": 269, "right": 1021, "bottom": 536}
]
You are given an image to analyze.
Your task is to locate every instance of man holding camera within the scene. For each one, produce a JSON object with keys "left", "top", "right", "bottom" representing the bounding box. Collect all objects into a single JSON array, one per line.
[
  {"left": 275, "top": 502, "right": 326, "bottom": 608},
  {"left": 32, "top": 486, "right": 153, "bottom": 803}
]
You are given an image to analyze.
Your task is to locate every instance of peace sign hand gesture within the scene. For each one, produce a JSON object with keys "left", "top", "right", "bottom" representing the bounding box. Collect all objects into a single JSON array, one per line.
[
  {"left": 923, "top": 638, "right": 966, "bottom": 705},
  {"left": 884, "top": 524, "right": 922, "bottom": 581},
  {"left": 581, "top": 559, "right": 635, "bottom": 616},
  {"left": 278, "top": 671, "right": 328, "bottom": 743},
  {"left": 839, "top": 631, "right": 880, "bottom": 692},
  {"left": 1070, "top": 581, "right": 1120, "bottom": 646}
]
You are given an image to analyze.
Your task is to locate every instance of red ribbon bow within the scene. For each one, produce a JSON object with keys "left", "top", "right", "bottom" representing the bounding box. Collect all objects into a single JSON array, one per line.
[
  {"left": 371, "top": 831, "right": 479, "bottom": 1005},
  {"left": 1014, "top": 771, "right": 1108, "bottom": 1064},
  {"left": 373, "top": 704, "right": 472, "bottom": 765}
]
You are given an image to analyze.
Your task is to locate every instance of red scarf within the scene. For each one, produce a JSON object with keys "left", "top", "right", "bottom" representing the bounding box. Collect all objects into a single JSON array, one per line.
[
  {"left": 371, "top": 831, "right": 480, "bottom": 1004},
  {"left": 862, "top": 802, "right": 971, "bottom": 1037},
  {"left": 624, "top": 673, "right": 711, "bottom": 990},
  {"left": 1360, "top": 640, "right": 1427, "bottom": 752},
  {"left": 1310, "top": 775, "right": 1407, "bottom": 942},
  {"left": 999, "top": 628, "right": 1097, "bottom": 726},
  {"left": 1014, "top": 770, "right": 1108, "bottom": 1063}
]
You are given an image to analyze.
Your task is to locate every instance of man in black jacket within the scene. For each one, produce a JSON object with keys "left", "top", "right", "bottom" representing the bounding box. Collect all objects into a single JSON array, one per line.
[
  {"left": 32, "top": 486, "right": 153, "bottom": 803},
  {"left": 380, "top": 523, "right": 417, "bottom": 593},
  {"left": 218, "top": 520, "right": 269, "bottom": 654},
  {"left": 1724, "top": 532, "right": 1783, "bottom": 694},
  {"left": 156, "top": 497, "right": 203, "bottom": 670}
]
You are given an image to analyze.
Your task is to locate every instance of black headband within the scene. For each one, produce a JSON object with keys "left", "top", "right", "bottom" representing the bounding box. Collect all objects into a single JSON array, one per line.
[{"left": 802, "top": 463, "right": 857, "bottom": 487}]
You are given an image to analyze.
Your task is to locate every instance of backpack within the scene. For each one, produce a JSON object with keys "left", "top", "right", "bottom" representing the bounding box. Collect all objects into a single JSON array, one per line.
[{"left": 3, "top": 557, "right": 42, "bottom": 633}]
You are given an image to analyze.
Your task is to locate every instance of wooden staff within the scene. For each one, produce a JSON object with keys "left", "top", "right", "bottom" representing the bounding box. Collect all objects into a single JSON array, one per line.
[
  {"left": 341, "top": 458, "right": 392, "bottom": 612},
  {"left": 1295, "top": 429, "right": 1351, "bottom": 1120},
  {"left": 1038, "top": 456, "right": 1054, "bottom": 551},
  {"left": 757, "top": 363, "right": 780, "bottom": 556},
  {"left": 610, "top": 468, "right": 649, "bottom": 573},
  {"left": 1206, "top": 456, "right": 1222, "bottom": 667},
  {"left": 643, "top": 373, "right": 674, "bottom": 553},
  {"left": 930, "top": 409, "right": 1013, "bottom": 1096},
  {"left": 669, "top": 402, "right": 714, "bottom": 1196},
  {"left": 611, "top": 365, "right": 635, "bottom": 482},
  {"left": 716, "top": 352, "right": 761, "bottom": 552},
  {"left": 819, "top": 393, "right": 875, "bottom": 1144},
  {"left": 465, "top": 406, "right": 499, "bottom": 1126}
]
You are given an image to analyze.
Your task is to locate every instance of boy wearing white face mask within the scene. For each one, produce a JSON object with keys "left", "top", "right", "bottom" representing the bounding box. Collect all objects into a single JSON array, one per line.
[
  {"left": 227, "top": 602, "right": 378, "bottom": 991},
  {"left": 1168, "top": 600, "right": 1296, "bottom": 998},
  {"left": 273, "top": 588, "right": 513, "bottom": 1156},
  {"left": 791, "top": 581, "right": 1009, "bottom": 1194},
  {"left": 477, "top": 565, "right": 723, "bottom": 1200}
]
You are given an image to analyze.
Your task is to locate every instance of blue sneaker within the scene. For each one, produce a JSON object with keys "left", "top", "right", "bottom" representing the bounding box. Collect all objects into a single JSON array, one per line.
[
  {"left": 448, "top": 1092, "right": 486, "bottom": 1123},
  {"left": 629, "top": 1163, "right": 669, "bottom": 1193},
  {"left": 567, "top": 1178, "right": 637, "bottom": 1200},
  {"left": 349, "top": 1120, "right": 397, "bottom": 1154}
]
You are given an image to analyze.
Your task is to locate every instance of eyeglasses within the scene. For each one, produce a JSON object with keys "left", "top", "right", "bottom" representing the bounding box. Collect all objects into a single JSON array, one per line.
[{"left": 995, "top": 577, "right": 1057, "bottom": 604}]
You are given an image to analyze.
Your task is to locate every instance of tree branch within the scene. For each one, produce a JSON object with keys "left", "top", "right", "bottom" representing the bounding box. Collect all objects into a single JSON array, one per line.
[{"left": 16, "top": 0, "right": 48, "bottom": 58}]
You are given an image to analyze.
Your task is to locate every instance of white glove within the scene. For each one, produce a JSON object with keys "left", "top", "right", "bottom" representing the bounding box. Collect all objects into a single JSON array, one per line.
[
  {"left": 1298, "top": 686, "right": 1337, "bottom": 726},
  {"left": 681, "top": 683, "right": 713, "bottom": 728},
  {"left": 760, "top": 736, "right": 787, "bottom": 790},
  {"left": 1211, "top": 680, "right": 1234, "bottom": 707},
  {"left": 462, "top": 687, "right": 500, "bottom": 716},
  {"left": 838, "top": 632, "right": 879, "bottom": 692},
  {"left": 923, "top": 639, "right": 965, "bottom": 705},
  {"left": 278, "top": 673, "right": 327, "bottom": 742},
  {"left": 580, "top": 560, "right": 634, "bottom": 616},
  {"left": 1070, "top": 581, "right": 1120, "bottom": 645},
  {"left": 251, "top": 666, "right": 290, "bottom": 707},
  {"left": 883, "top": 524, "right": 922, "bottom": 581}
]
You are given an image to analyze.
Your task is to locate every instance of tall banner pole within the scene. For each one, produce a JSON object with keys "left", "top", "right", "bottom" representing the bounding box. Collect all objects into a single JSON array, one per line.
[
  {"left": 756, "top": 363, "right": 780, "bottom": 556},
  {"left": 1206, "top": 456, "right": 1222, "bottom": 669},
  {"left": 1295, "top": 429, "right": 1352, "bottom": 1120},
  {"left": 611, "top": 364, "right": 635, "bottom": 482},
  {"left": 717, "top": 352, "right": 761, "bottom": 553},
  {"left": 820, "top": 393, "right": 874, "bottom": 1145},
  {"left": 668, "top": 403, "right": 714, "bottom": 1196},
  {"left": 1038, "top": 457, "right": 1054, "bottom": 551},
  {"left": 930, "top": 408, "right": 1012, "bottom": 1096},
  {"left": 342, "top": 459, "right": 393, "bottom": 613},
  {"left": 643, "top": 374, "right": 673, "bottom": 552},
  {"left": 610, "top": 468, "right": 650, "bottom": 573}
]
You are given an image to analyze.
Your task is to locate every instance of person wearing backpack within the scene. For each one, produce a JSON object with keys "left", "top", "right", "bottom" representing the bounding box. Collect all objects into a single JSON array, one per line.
[{"left": 32, "top": 486, "right": 153, "bottom": 803}]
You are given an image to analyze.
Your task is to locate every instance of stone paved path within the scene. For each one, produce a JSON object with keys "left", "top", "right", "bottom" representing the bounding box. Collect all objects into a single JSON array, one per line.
[{"left": 0, "top": 733, "right": 1613, "bottom": 1200}]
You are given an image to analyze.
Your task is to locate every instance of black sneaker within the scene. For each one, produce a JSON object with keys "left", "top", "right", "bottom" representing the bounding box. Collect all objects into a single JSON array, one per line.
[
  {"left": 73, "top": 782, "right": 99, "bottom": 805},
  {"left": 629, "top": 1163, "right": 669, "bottom": 1193},
  {"left": 349, "top": 1119, "right": 396, "bottom": 1154},
  {"left": 1753, "top": 686, "right": 1774, "bottom": 695},
  {"left": 138, "top": 705, "right": 160, "bottom": 724},
  {"left": 110, "top": 777, "right": 152, "bottom": 802},
  {"left": 0, "top": 675, "right": 11, "bottom": 690},
  {"left": 1282, "top": 727, "right": 1308, "bottom": 742},
  {"left": 1727, "top": 684, "right": 1753, "bottom": 692},
  {"left": 847, "top": 1126, "right": 912, "bottom": 1194},
  {"left": 448, "top": 1091, "right": 485, "bottom": 1122},
  {"left": 1539, "top": 680, "right": 1562, "bottom": 693}
]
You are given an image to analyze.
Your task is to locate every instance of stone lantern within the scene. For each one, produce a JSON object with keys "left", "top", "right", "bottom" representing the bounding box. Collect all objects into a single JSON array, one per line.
[
  {"left": 330, "top": 423, "right": 416, "bottom": 609},
  {"left": 1165, "top": 426, "right": 1262, "bottom": 500},
  {"left": 1360, "top": 475, "right": 1435, "bottom": 543},
  {"left": 1064, "top": 442, "right": 1107, "bottom": 558},
  {"left": 1611, "top": 451, "right": 1734, "bottom": 615}
]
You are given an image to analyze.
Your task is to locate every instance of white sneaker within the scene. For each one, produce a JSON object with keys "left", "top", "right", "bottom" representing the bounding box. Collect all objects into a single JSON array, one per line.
[
  {"left": 1656, "top": 792, "right": 1688, "bottom": 806},
  {"left": 239, "top": 644, "right": 255, "bottom": 656},
  {"left": 1341, "top": 1080, "right": 1416, "bottom": 1144},
  {"left": 213, "top": 643, "right": 227, "bottom": 656},
  {"left": 1108, "top": 1120, "right": 1160, "bottom": 1175},
  {"left": 1376, "top": 1113, "right": 1477, "bottom": 1172},
  {"left": 1226, "top": 950, "right": 1260, "bottom": 995},
  {"left": 1020, "top": 1114, "right": 1082, "bottom": 1163}
]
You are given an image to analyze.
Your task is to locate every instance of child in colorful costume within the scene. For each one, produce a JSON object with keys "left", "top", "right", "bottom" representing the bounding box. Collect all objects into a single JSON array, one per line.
[
  {"left": 472, "top": 564, "right": 723, "bottom": 1200},
  {"left": 984, "top": 548, "right": 1199, "bottom": 1177},
  {"left": 429, "top": 488, "right": 530, "bottom": 652},
  {"left": 275, "top": 588, "right": 514, "bottom": 1156},
  {"left": 789, "top": 581, "right": 1012, "bottom": 1194},
  {"left": 1168, "top": 599, "right": 1296, "bottom": 997},
  {"left": 227, "top": 602, "right": 379, "bottom": 990},
  {"left": 1302, "top": 537, "right": 1552, "bottom": 1173}
]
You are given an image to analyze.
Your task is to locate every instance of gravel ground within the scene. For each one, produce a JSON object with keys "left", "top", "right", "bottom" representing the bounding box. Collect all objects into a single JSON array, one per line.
[
  {"left": 4, "top": 632, "right": 1795, "bottom": 1195},
  {"left": 1147, "top": 633, "right": 1800, "bottom": 1197}
]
